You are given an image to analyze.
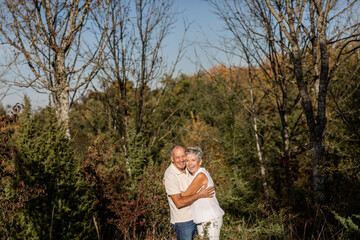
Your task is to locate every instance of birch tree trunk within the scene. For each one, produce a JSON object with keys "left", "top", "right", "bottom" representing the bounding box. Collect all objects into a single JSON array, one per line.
[
  {"left": 53, "top": 52, "right": 71, "bottom": 138},
  {"left": 249, "top": 79, "right": 270, "bottom": 200},
  {"left": 54, "top": 88, "right": 71, "bottom": 139}
]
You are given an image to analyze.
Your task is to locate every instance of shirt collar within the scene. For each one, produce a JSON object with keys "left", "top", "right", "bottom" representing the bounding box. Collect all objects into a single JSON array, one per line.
[{"left": 171, "top": 163, "right": 188, "bottom": 176}]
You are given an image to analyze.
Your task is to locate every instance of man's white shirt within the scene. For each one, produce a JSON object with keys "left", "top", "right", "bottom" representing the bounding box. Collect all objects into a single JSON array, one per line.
[{"left": 164, "top": 163, "right": 193, "bottom": 224}]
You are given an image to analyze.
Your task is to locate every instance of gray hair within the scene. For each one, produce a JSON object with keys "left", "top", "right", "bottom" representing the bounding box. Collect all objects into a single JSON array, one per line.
[
  {"left": 185, "top": 147, "right": 203, "bottom": 161},
  {"left": 170, "top": 145, "right": 185, "bottom": 157}
]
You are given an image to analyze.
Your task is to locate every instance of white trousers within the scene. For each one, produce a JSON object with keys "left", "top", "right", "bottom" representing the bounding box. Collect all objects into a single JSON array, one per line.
[{"left": 197, "top": 217, "right": 223, "bottom": 240}]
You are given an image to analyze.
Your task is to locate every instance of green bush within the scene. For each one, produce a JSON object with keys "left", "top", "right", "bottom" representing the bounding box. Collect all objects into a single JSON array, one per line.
[{"left": 14, "top": 106, "right": 96, "bottom": 239}]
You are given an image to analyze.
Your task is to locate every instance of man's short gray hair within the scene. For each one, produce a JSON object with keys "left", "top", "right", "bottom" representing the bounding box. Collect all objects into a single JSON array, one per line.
[
  {"left": 170, "top": 145, "right": 185, "bottom": 157},
  {"left": 185, "top": 147, "right": 203, "bottom": 161}
]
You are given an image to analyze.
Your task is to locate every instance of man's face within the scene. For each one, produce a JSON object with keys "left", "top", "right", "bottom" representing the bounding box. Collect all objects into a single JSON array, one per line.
[{"left": 171, "top": 147, "right": 186, "bottom": 171}]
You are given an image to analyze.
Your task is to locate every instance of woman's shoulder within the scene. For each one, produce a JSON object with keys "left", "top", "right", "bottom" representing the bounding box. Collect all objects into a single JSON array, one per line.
[
  {"left": 199, "top": 167, "right": 210, "bottom": 175},
  {"left": 193, "top": 171, "right": 209, "bottom": 185},
  {"left": 198, "top": 168, "right": 213, "bottom": 182},
  {"left": 195, "top": 168, "right": 210, "bottom": 180},
  {"left": 194, "top": 167, "right": 206, "bottom": 176}
]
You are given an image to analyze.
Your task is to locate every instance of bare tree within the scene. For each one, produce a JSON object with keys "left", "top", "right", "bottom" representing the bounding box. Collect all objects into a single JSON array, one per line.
[
  {"left": 0, "top": 0, "right": 110, "bottom": 138},
  {"left": 248, "top": 65, "right": 270, "bottom": 201},
  {"left": 0, "top": 71, "right": 10, "bottom": 104},
  {"left": 207, "top": 0, "right": 301, "bottom": 202},
  {"left": 96, "top": 0, "right": 184, "bottom": 175},
  {"left": 208, "top": 0, "right": 360, "bottom": 213},
  {"left": 95, "top": 0, "right": 133, "bottom": 173},
  {"left": 0, "top": 46, "right": 18, "bottom": 103},
  {"left": 263, "top": 0, "right": 360, "bottom": 211},
  {"left": 133, "top": 0, "right": 179, "bottom": 133}
]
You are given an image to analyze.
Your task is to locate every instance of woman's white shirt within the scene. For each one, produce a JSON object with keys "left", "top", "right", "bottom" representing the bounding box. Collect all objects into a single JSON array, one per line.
[{"left": 191, "top": 167, "right": 225, "bottom": 224}]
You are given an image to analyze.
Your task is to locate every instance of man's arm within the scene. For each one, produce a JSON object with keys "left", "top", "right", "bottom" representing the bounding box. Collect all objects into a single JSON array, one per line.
[
  {"left": 180, "top": 173, "right": 208, "bottom": 197},
  {"left": 169, "top": 185, "right": 215, "bottom": 209}
]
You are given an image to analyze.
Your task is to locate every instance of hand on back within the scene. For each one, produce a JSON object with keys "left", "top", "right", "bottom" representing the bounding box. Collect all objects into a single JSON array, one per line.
[{"left": 198, "top": 184, "right": 215, "bottom": 198}]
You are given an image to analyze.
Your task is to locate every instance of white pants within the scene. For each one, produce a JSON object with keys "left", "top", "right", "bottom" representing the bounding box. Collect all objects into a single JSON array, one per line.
[{"left": 197, "top": 217, "right": 223, "bottom": 240}]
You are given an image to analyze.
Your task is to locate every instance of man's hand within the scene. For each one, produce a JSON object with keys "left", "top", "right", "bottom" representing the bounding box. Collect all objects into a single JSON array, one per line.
[{"left": 197, "top": 184, "right": 215, "bottom": 198}]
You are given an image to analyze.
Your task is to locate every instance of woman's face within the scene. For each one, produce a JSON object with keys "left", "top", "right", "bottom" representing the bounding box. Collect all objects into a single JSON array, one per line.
[{"left": 186, "top": 154, "right": 202, "bottom": 175}]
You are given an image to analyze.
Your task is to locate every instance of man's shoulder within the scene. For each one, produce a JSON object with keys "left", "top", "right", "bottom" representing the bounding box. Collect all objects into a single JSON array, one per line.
[{"left": 164, "top": 164, "right": 176, "bottom": 178}]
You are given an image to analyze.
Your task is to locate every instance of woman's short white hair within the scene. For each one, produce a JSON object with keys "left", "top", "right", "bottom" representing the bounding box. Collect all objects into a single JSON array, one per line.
[{"left": 185, "top": 147, "right": 203, "bottom": 161}]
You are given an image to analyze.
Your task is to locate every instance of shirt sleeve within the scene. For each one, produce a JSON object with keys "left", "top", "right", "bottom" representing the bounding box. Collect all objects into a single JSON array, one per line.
[{"left": 164, "top": 171, "right": 181, "bottom": 196}]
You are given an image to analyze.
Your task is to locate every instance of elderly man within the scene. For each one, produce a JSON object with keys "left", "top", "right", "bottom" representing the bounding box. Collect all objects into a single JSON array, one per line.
[{"left": 164, "top": 145, "right": 215, "bottom": 240}]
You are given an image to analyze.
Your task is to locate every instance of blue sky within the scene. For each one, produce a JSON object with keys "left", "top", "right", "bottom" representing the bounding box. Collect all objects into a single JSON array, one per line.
[
  {"left": 2, "top": 0, "right": 229, "bottom": 109},
  {"left": 169, "top": 0, "right": 228, "bottom": 73}
]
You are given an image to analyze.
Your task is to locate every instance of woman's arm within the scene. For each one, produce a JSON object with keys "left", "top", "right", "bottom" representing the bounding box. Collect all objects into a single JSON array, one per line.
[
  {"left": 169, "top": 186, "right": 214, "bottom": 209},
  {"left": 181, "top": 173, "right": 208, "bottom": 197}
]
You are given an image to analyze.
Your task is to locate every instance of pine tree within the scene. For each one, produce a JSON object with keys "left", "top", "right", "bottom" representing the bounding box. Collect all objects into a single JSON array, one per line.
[
  {"left": 127, "top": 125, "right": 151, "bottom": 178},
  {"left": 14, "top": 106, "right": 96, "bottom": 239}
]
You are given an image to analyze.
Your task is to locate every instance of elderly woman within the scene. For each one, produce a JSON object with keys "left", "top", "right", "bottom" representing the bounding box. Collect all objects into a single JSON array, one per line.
[{"left": 181, "top": 147, "right": 224, "bottom": 240}]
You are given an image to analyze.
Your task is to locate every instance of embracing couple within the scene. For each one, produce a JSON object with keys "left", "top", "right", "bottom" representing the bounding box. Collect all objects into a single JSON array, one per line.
[{"left": 164, "top": 145, "right": 225, "bottom": 240}]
